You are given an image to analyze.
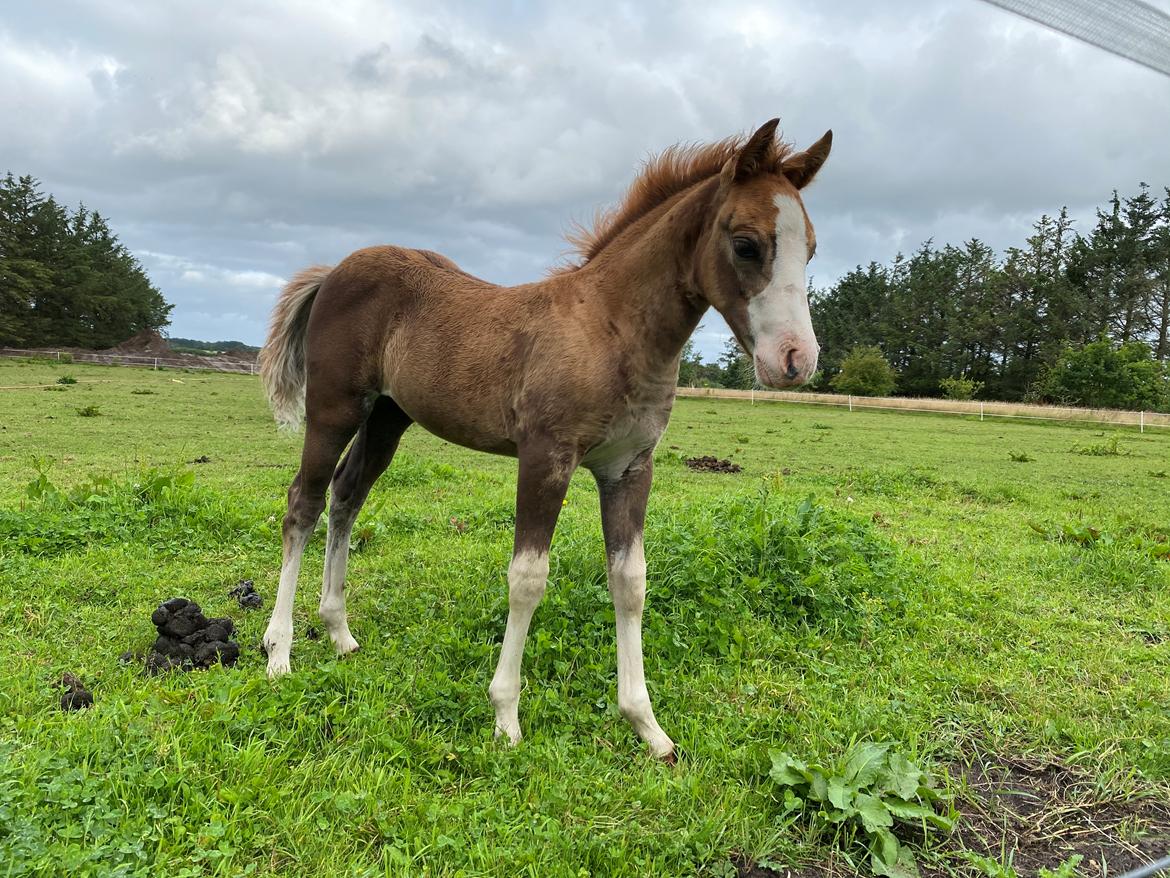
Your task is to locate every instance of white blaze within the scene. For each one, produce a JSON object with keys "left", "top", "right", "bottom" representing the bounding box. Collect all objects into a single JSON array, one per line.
[{"left": 746, "top": 194, "right": 817, "bottom": 357}]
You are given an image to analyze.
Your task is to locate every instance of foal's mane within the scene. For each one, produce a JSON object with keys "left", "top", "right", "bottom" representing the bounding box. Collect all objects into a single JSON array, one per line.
[{"left": 561, "top": 132, "right": 794, "bottom": 271}]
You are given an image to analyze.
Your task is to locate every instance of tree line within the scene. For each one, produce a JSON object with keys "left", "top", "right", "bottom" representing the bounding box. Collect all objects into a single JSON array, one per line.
[
  {"left": 684, "top": 183, "right": 1170, "bottom": 412},
  {"left": 0, "top": 173, "right": 171, "bottom": 349}
]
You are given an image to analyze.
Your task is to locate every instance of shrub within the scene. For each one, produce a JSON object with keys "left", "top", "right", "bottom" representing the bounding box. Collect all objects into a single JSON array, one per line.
[
  {"left": 56, "top": 375, "right": 77, "bottom": 385},
  {"left": 939, "top": 376, "right": 983, "bottom": 400},
  {"left": 76, "top": 405, "right": 101, "bottom": 417},
  {"left": 1041, "top": 339, "right": 1170, "bottom": 412},
  {"left": 831, "top": 346, "right": 897, "bottom": 397}
]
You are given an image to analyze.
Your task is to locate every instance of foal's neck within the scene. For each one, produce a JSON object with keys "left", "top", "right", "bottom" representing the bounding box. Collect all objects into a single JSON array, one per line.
[{"left": 585, "top": 179, "right": 717, "bottom": 372}]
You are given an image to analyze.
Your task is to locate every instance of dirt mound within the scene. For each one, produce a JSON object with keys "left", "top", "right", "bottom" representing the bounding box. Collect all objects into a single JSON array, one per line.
[
  {"left": 686, "top": 455, "right": 743, "bottom": 474},
  {"left": 145, "top": 597, "right": 240, "bottom": 674},
  {"left": 104, "top": 328, "right": 172, "bottom": 356},
  {"left": 219, "top": 346, "right": 259, "bottom": 362}
]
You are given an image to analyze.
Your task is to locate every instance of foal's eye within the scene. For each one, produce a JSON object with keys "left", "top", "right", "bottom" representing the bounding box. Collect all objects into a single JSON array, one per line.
[{"left": 732, "top": 237, "right": 760, "bottom": 260}]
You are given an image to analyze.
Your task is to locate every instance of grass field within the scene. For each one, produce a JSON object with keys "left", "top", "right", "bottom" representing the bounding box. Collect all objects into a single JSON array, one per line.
[{"left": 1, "top": 359, "right": 1168, "bottom": 878}]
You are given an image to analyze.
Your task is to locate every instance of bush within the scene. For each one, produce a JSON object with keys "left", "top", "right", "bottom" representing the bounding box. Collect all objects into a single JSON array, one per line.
[
  {"left": 939, "top": 376, "right": 983, "bottom": 400},
  {"left": 831, "top": 346, "right": 897, "bottom": 397},
  {"left": 1041, "top": 339, "right": 1170, "bottom": 412}
]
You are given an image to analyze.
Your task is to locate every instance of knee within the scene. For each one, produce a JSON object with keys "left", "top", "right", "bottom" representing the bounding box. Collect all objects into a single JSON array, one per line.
[
  {"left": 508, "top": 551, "right": 549, "bottom": 609},
  {"left": 327, "top": 489, "right": 359, "bottom": 528},
  {"left": 607, "top": 547, "right": 646, "bottom": 614},
  {"left": 284, "top": 495, "right": 325, "bottom": 535}
]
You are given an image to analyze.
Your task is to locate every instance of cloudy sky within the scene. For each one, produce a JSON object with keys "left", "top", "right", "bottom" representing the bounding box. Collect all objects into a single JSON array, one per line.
[{"left": 4, "top": 0, "right": 1169, "bottom": 359}]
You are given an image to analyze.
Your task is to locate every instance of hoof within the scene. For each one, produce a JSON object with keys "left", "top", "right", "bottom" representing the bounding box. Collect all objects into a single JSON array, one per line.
[
  {"left": 333, "top": 634, "right": 360, "bottom": 657},
  {"left": 266, "top": 658, "right": 291, "bottom": 679},
  {"left": 493, "top": 723, "right": 522, "bottom": 746}
]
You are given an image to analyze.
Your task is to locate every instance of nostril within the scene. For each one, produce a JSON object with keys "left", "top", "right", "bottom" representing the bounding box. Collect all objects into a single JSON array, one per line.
[{"left": 784, "top": 350, "right": 799, "bottom": 380}]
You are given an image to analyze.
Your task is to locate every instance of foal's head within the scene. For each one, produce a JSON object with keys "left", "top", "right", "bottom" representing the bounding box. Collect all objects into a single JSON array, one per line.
[{"left": 695, "top": 119, "right": 832, "bottom": 388}]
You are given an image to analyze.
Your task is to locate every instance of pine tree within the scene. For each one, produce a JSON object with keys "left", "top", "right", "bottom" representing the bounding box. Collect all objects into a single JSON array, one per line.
[
  {"left": 718, "top": 337, "right": 755, "bottom": 389},
  {"left": 0, "top": 172, "right": 172, "bottom": 347}
]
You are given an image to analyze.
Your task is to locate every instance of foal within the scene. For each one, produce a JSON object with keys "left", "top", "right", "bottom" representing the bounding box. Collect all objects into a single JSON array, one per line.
[{"left": 259, "top": 118, "right": 831, "bottom": 759}]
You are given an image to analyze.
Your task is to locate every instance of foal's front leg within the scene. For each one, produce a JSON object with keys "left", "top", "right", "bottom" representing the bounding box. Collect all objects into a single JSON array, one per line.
[
  {"left": 597, "top": 455, "right": 675, "bottom": 759},
  {"left": 488, "top": 445, "right": 574, "bottom": 744}
]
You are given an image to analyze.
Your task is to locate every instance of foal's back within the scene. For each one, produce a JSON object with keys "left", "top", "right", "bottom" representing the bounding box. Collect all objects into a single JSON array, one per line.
[{"left": 303, "top": 244, "right": 624, "bottom": 457}]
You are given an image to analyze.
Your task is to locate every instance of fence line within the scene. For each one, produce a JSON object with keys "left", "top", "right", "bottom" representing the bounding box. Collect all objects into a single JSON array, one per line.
[
  {"left": 4, "top": 347, "right": 1165, "bottom": 433},
  {"left": 677, "top": 386, "right": 1170, "bottom": 432},
  {"left": 0, "top": 347, "right": 257, "bottom": 375}
]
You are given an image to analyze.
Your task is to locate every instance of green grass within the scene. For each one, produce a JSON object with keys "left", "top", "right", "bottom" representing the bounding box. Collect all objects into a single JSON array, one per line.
[{"left": 1, "top": 360, "right": 1168, "bottom": 877}]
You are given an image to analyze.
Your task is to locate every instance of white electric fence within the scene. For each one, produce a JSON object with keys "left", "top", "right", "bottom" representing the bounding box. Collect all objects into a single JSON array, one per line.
[
  {"left": 678, "top": 386, "right": 1170, "bottom": 433},
  {"left": 0, "top": 348, "right": 257, "bottom": 375}
]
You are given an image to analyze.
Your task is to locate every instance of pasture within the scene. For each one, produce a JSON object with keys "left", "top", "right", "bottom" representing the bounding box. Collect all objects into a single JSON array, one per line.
[{"left": 1, "top": 359, "right": 1168, "bottom": 877}]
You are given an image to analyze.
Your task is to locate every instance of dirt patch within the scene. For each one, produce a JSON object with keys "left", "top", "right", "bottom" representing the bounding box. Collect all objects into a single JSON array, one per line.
[
  {"left": 730, "top": 754, "right": 1170, "bottom": 878},
  {"left": 944, "top": 754, "right": 1170, "bottom": 877},
  {"left": 685, "top": 455, "right": 743, "bottom": 474},
  {"left": 144, "top": 597, "right": 240, "bottom": 674},
  {"left": 57, "top": 329, "right": 258, "bottom": 372},
  {"left": 59, "top": 673, "right": 93, "bottom": 711}
]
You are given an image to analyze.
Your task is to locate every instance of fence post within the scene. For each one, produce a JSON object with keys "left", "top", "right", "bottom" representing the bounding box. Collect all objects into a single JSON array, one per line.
[
  {"left": 56, "top": 351, "right": 60, "bottom": 362},
  {"left": 848, "top": 395, "right": 853, "bottom": 412},
  {"left": 980, "top": 401, "right": 984, "bottom": 422},
  {"left": 1140, "top": 411, "right": 1144, "bottom": 434},
  {"left": 153, "top": 358, "right": 158, "bottom": 370},
  {"left": 751, "top": 387, "right": 755, "bottom": 406}
]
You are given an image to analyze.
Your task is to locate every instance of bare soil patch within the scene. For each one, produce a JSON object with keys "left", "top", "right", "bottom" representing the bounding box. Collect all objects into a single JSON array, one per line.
[
  {"left": 731, "top": 754, "right": 1170, "bottom": 878},
  {"left": 56, "top": 329, "right": 258, "bottom": 372},
  {"left": 946, "top": 753, "right": 1170, "bottom": 877},
  {"left": 685, "top": 455, "right": 743, "bottom": 474}
]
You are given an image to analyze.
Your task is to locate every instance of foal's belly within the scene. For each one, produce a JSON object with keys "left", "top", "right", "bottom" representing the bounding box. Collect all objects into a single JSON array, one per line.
[{"left": 385, "top": 390, "right": 518, "bottom": 457}]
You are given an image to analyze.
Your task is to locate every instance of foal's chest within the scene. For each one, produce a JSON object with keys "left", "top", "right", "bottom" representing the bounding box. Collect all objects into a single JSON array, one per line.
[{"left": 580, "top": 392, "right": 673, "bottom": 480}]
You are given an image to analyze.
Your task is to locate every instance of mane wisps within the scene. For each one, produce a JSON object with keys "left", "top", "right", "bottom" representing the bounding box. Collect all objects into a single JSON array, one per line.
[{"left": 562, "top": 132, "right": 794, "bottom": 270}]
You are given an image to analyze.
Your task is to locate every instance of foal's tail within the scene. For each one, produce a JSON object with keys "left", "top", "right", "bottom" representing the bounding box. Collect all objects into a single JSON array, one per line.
[{"left": 259, "top": 265, "right": 333, "bottom": 431}]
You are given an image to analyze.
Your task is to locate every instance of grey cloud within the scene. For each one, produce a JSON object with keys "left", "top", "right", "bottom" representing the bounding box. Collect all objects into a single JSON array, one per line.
[{"left": 2, "top": 0, "right": 1168, "bottom": 353}]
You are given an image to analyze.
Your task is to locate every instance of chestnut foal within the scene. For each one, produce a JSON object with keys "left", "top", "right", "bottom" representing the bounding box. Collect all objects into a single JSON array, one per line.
[{"left": 259, "top": 119, "right": 831, "bottom": 759}]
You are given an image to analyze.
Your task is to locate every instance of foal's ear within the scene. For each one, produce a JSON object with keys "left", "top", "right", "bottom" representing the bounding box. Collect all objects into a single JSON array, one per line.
[
  {"left": 722, "top": 118, "right": 780, "bottom": 184},
  {"left": 781, "top": 129, "right": 833, "bottom": 190}
]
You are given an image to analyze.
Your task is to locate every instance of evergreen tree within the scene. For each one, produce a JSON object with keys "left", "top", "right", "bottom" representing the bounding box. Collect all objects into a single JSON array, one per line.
[
  {"left": 0, "top": 172, "right": 172, "bottom": 347},
  {"left": 677, "top": 338, "right": 703, "bottom": 387},
  {"left": 807, "top": 181, "right": 1169, "bottom": 408},
  {"left": 718, "top": 337, "right": 755, "bottom": 389}
]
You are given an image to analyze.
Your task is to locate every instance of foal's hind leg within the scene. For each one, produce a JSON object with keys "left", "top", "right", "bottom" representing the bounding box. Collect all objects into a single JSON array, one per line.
[
  {"left": 488, "top": 442, "right": 576, "bottom": 744},
  {"left": 264, "top": 403, "right": 365, "bottom": 678},
  {"left": 319, "top": 396, "right": 412, "bottom": 656},
  {"left": 595, "top": 453, "right": 674, "bottom": 759}
]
